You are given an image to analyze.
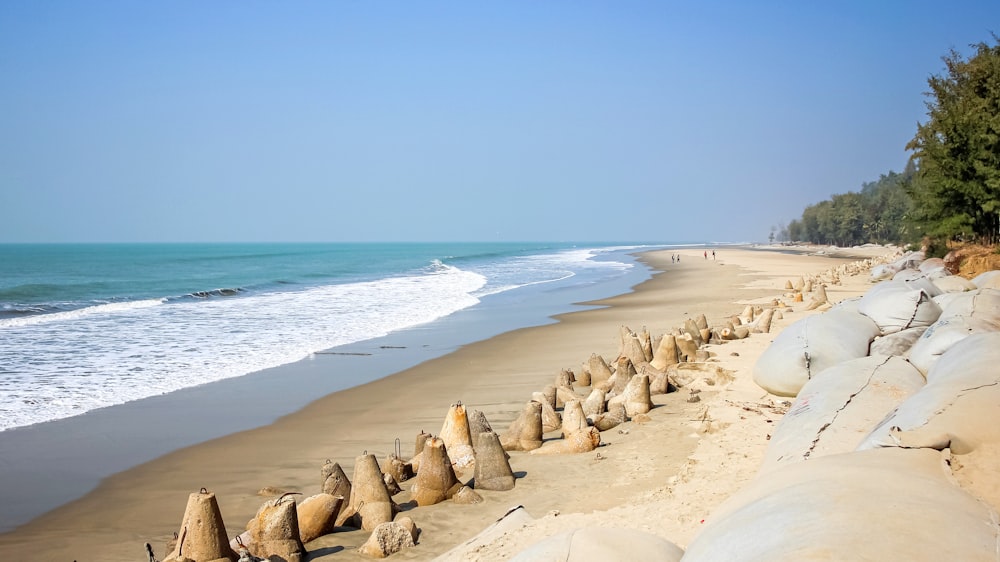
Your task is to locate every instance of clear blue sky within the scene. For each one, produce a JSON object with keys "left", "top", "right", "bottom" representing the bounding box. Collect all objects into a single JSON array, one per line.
[{"left": 1, "top": 1, "right": 997, "bottom": 243}]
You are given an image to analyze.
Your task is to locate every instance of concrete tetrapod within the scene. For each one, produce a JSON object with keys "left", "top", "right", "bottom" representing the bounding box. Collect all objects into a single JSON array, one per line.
[
  {"left": 587, "top": 353, "right": 613, "bottom": 391},
  {"left": 297, "top": 493, "right": 344, "bottom": 544},
  {"left": 469, "top": 409, "right": 493, "bottom": 451},
  {"left": 473, "top": 431, "right": 516, "bottom": 491},
  {"left": 618, "top": 372, "right": 653, "bottom": 416},
  {"left": 530, "top": 426, "right": 601, "bottom": 455},
  {"left": 650, "top": 334, "right": 679, "bottom": 370},
  {"left": 411, "top": 437, "right": 463, "bottom": 506},
  {"left": 342, "top": 454, "right": 398, "bottom": 531},
  {"left": 163, "top": 488, "right": 237, "bottom": 562},
  {"left": 581, "top": 388, "right": 606, "bottom": 417},
  {"left": 539, "top": 399, "right": 562, "bottom": 434},
  {"left": 439, "top": 401, "right": 475, "bottom": 469},
  {"left": 560, "top": 400, "right": 588, "bottom": 438},
  {"left": 499, "top": 401, "right": 543, "bottom": 452},
  {"left": 321, "top": 462, "right": 353, "bottom": 527},
  {"left": 246, "top": 493, "right": 305, "bottom": 562}
]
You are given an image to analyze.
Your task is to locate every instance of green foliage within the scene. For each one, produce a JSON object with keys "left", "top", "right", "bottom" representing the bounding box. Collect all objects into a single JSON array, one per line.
[
  {"left": 785, "top": 171, "right": 913, "bottom": 246},
  {"left": 906, "top": 37, "right": 1000, "bottom": 244},
  {"left": 784, "top": 37, "right": 1000, "bottom": 248}
]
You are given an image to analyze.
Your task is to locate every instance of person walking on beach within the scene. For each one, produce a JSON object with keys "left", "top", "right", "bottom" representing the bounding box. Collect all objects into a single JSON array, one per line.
[
  {"left": 704, "top": 251, "right": 707, "bottom": 260},
  {"left": 671, "top": 254, "right": 675, "bottom": 263},
  {"left": 712, "top": 250, "right": 716, "bottom": 260}
]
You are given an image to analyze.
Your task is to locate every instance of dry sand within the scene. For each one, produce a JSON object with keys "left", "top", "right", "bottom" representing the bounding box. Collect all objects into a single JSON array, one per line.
[{"left": 0, "top": 245, "right": 893, "bottom": 561}]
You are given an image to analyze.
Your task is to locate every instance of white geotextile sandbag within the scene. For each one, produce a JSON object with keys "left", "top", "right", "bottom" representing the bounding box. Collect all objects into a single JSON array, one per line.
[
  {"left": 868, "top": 326, "right": 927, "bottom": 357},
  {"left": 435, "top": 506, "right": 535, "bottom": 561},
  {"left": 859, "top": 332, "right": 1000, "bottom": 452},
  {"left": 918, "top": 257, "right": 947, "bottom": 272},
  {"left": 888, "top": 271, "right": 944, "bottom": 296},
  {"left": 894, "top": 250, "right": 925, "bottom": 270},
  {"left": 868, "top": 263, "right": 899, "bottom": 282},
  {"left": 759, "top": 355, "right": 925, "bottom": 474},
  {"left": 972, "top": 270, "right": 1000, "bottom": 289},
  {"left": 932, "top": 291, "right": 965, "bottom": 311},
  {"left": 907, "top": 316, "right": 1000, "bottom": 375},
  {"left": 510, "top": 527, "right": 684, "bottom": 562},
  {"left": 682, "top": 448, "right": 1000, "bottom": 562},
  {"left": 857, "top": 280, "right": 942, "bottom": 335},
  {"left": 894, "top": 267, "right": 949, "bottom": 284},
  {"left": 907, "top": 290, "right": 1000, "bottom": 375},
  {"left": 752, "top": 309, "right": 881, "bottom": 397},
  {"left": 937, "top": 288, "right": 1000, "bottom": 322},
  {"left": 831, "top": 296, "right": 861, "bottom": 314},
  {"left": 932, "top": 275, "right": 977, "bottom": 293}
]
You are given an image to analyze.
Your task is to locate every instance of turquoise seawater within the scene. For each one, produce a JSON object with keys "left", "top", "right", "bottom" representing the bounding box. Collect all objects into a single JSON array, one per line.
[{"left": 0, "top": 242, "right": 659, "bottom": 431}]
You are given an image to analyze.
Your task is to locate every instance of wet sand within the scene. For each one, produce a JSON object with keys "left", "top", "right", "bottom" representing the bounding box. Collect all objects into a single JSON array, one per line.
[{"left": 0, "top": 246, "right": 887, "bottom": 561}]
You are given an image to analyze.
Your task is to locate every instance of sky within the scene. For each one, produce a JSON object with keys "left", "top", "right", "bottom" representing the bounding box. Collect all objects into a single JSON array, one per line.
[{"left": 1, "top": 1, "right": 998, "bottom": 244}]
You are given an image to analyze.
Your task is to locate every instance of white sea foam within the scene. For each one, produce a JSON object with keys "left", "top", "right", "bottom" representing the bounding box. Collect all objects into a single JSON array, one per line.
[
  {"left": 0, "top": 266, "right": 486, "bottom": 431},
  {"left": 0, "top": 245, "right": 645, "bottom": 432},
  {"left": 0, "top": 298, "right": 167, "bottom": 328}
]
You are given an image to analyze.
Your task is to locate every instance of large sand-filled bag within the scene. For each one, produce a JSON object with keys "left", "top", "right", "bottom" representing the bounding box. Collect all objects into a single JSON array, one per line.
[
  {"left": 759, "top": 355, "right": 924, "bottom": 474},
  {"left": 868, "top": 326, "right": 926, "bottom": 357},
  {"left": 907, "top": 290, "right": 1000, "bottom": 375},
  {"left": 869, "top": 263, "right": 899, "bottom": 282},
  {"left": 936, "top": 288, "right": 1000, "bottom": 322},
  {"left": 933, "top": 275, "right": 977, "bottom": 293},
  {"left": 856, "top": 280, "right": 941, "bottom": 335},
  {"left": 752, "top": 309, "right": 881, "bottom": 397},
  {"left": 683, "top": 448, "right": 1000, "bottom": 562},
  {"left": 919, "top": 257, "right": 947, "bottom": 272},
  {"left": 435, "top": 506, "right": 535, "bottom": 561},
  {"left": 509, "top": 527, "right": 684, "bottom": 562},
  {"left": 163, "top": 488, "right": 237, "bottom": 562},
  {"left": 895, "top": 266, "right": 949, "bottom": 283},
  {"left": 972, "top": 270, "right": 1000, "bottom": 289},
  {"left": 896, "top": 273, "right": 944, "bottom": 296},
  {"left": 859, "top": 332, "right": 1000, "bottom": 451}
]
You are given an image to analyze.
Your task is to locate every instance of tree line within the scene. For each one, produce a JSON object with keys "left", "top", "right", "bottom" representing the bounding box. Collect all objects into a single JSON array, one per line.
[{"left": 783, "top": 36, "right": 1000, "bottom": 250}]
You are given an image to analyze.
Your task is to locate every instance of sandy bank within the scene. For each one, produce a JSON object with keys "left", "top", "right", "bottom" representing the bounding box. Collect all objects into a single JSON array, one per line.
[{"left": 0, "top": 246, "right": 891, "bottom": 561}]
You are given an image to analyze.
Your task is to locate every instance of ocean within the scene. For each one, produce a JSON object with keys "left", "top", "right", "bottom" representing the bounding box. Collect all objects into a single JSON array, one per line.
[{"left": 0, "top": 242, "right": 661, "bottom": 433}]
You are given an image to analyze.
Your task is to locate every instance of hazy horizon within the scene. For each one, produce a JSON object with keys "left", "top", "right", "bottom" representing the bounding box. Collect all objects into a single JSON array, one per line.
[{"left": 3, "top": 1, "right": 998, "bottom": 244}]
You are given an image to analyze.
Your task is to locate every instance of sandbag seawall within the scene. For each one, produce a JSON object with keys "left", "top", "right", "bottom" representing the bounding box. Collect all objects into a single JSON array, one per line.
[{"left": 685, "top": 253, "right": 1000, "bottom": 561}]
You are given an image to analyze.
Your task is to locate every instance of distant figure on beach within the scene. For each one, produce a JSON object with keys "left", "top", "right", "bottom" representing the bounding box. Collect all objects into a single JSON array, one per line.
[
  {"left": 704, "top": 251, "right": 707, "bottom": 260},
  {"left": 712, "top": 250, "right": 716, "bottom": 260},
  {"left": 671, "top": 254, "right": 675, "bottom": 263}
]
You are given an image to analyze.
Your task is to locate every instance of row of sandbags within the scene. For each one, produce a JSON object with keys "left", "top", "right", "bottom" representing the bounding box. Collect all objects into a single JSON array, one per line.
[
  {"left": 754, "top": 251, "right": 1000, "bottom": 397},
  {"left": 686, "top": 256, "right": 1000, "bottom": 560}
]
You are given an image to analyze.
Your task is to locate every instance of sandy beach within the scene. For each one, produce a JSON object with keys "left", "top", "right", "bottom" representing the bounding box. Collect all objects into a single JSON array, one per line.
[{"left": 0, "top": 246, "right": 891, "bottom": 561}]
